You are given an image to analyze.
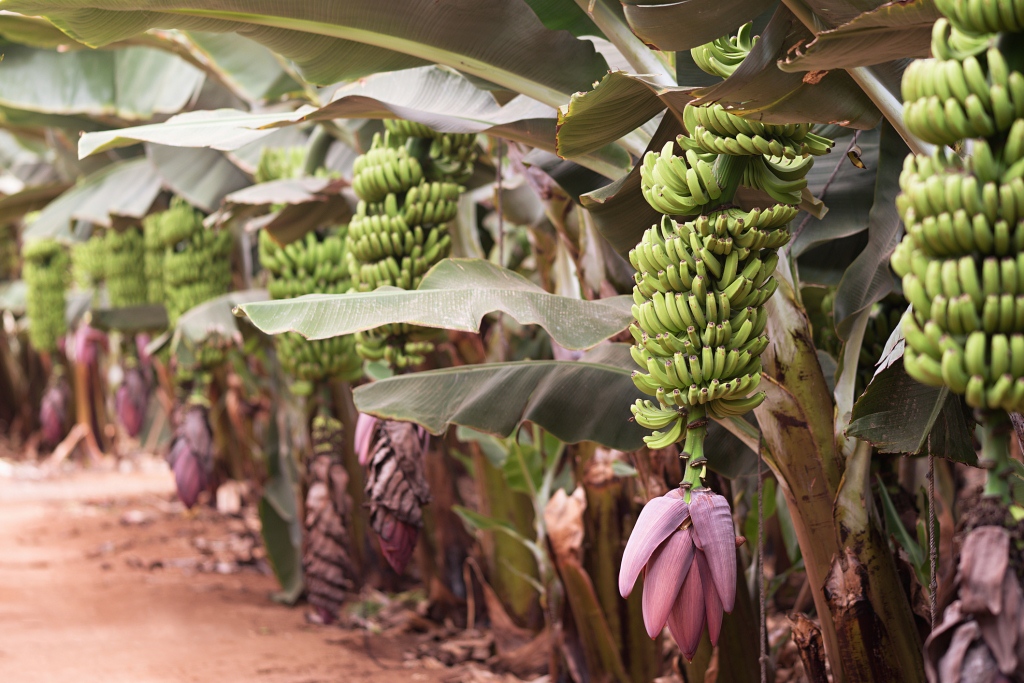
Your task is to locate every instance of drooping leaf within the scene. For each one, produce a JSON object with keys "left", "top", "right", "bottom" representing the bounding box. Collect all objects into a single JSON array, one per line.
[
  {"left": 23, "top": 158, "right": 162, "bottom": 242},
  {"left": 832, "top": 122, "right": 906, "bottom": 337},
  {"left": 0, "top": 42, "right": 203, "bottom": 121},
  {"left": 691, "top": 5, "right": 881, "bottom": 129},
  {"left": 0, "top": 181, "right": 71, "bottom": 225},
  {"left": 778, "top": 0, "right": 939, "bottom": 72},
  {"left": 621, "top": 0, "right": 776, "bottom": 51},
  {"left": 79, "top": 67, "right": 631, "bottom": 178},
  {"left": 353, "top": 343, "right": 647, "bottom": 451},
  {"left": 580, "top": 111, "right": 680, "bottom": 256},
  {"left": 235, "top": 259, "right": 634, "bottom": 351},
  {"left": 875, "top": 475, "right": 926, "bottom": 583},
  {"left": 847, "top": 359, "right": 976, "bottom": 463},
  {"left": 791, "top": 127, "right": 879, "bottom": 258},
  {"left": 0, "top": 280, "right": 27, "bottom": 314},
  {"left": 185, "top": 30, "right": 300, "bottom": 103},
  {"left": 146, "top": 144, "right": 251, "bottom": 213},
  {"left": 259, "top": 416, "right": 304, "bottom": 603},
  {"left": 557, "top": 72, "right": 684, "bottom": 159},
  {"left": 147, "top": 289, "right": 269, "bottom": 357},
  {"left": 2, "top": 0, "right": 609, "bottom": 107}
]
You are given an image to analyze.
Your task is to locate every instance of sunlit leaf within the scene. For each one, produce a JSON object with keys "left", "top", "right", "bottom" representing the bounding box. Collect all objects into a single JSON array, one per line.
[
  {"left": 236, "top": 259, "right": 633, "bottom": 351},
  {"left": 621, "top": 0, "right": 775, "bottom": 51},
  {"left": 3, "top": 0, "right": 609, "bottom": 108}
]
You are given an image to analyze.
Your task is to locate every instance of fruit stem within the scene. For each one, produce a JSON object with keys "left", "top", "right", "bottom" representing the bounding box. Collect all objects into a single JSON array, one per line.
[
  {"left": 679, "top": 403, "right": 708, "bottom": 502},
  {"left": 979, "top": 409, "right": 1012, "bottom": 503}
]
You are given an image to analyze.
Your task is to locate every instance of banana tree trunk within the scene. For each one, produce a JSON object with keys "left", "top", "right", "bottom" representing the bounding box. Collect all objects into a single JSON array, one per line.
[{"left": 756, "top": 262, "right": 926, "bottom": 682}]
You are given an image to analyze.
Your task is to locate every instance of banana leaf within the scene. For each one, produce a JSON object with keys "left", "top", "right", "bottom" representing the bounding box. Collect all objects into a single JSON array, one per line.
[
  {"left": 185, "top": 30, "right": 300, "bottom": 103},
  {"left": 0, "top": 42, "right": 204, "bottom": 121},
  {"left": 354, "top": 343, "right": 648, "bottom": 450},
  {"left": 778, "top": 0, "right": 939, "bottom": 72},
  {"left": 1, "top": 0, "right": 609, "bottom": 107},
  {"left": 234, "top": 258, "right": 634, "bottom": 351},
  {"left": 23, "top": 158, "right": 162, "bottom": 242},
  {"left": 620, "top": 0, "right": 775, "bottom": 51},
  {"left": 146, "top": 144, "right": 251, "bottom": 213}
]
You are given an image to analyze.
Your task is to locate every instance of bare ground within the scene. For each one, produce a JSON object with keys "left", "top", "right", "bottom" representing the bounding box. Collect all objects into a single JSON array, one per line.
[{"left": 0, "top": 458, "right": 456, "bottom": 683}]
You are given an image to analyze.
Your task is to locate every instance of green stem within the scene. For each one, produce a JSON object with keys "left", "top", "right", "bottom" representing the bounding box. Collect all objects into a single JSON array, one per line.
[
  {"left": 680, "top": 403, "right": 708, "bottom": 500},
  {"left": 979, "top": 409, "right": 1012, "bottom": 503}
]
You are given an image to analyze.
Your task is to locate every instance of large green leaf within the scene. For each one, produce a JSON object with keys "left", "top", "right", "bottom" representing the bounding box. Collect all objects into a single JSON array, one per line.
[
  {"left": 556, "top": 72, "right": 687, "bottom": 159},
  {"left": 258, "top": 415, "right": 304, "bottom": 603},
  {"left": 691, "top": 5, "right": 881, "bottom": 129},
  {"left": 146, "top": 144, "right": 251, "bottom": 212},
  {"left": 353, "top": 343, "right": 648, "bottom": 450},
  {"left": 147, "top": 289, "right": 268, "bottom": 356},
  {"left": 580, "top": 111, "right": 680, "bottom": 256},
  {"left": 791, "top": 127, "right": 879, "bottom": 258},
  {"left": 88, "top": 304, "right": 169, "bottom": 332},
  {"left": 523, "top": 0, "right": 603, "bottom": 36},
  {"left": 235, "top": 259, "right": 633, "bottom": 351},
  {"left": 831, "top": 122, "right": 906, "bottom": 337},
  {"left": 23, "top": 158, "right": 162, "bottom": 242},
  {"left": 621, "top": 0, "right": 776, "bottom": 51},
  {"left": 778, "top": 0, "right": 938, "bottom": 72},
  {"left": 79, "top": 67, "right": 630, "bottom": 177},
  {"left": 1, "top": 0, "right": 609, "bottom": 108},
  {"left": 0, "top": 181, "right": 72, "bottom": 224},
  {"left": 185, "top": 30, "right": 299, "bottom": 102},
  {"left": 847, "top": 358, "right": 976, "bottom": 463},
  {"left": 0, "top": 42, "right": 203, "bottom": 121}
]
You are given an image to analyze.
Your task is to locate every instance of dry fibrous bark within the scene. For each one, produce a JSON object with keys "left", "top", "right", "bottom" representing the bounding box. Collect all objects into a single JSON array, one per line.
[
  {"left": 925, "top": 525, "right": 1024, "bottom": 683},
  {"left": 364, "top": 419, "right": 431, "bottom": 574},
  {"left": 303, "top": 415, "right": 358, "bottom": 622}
]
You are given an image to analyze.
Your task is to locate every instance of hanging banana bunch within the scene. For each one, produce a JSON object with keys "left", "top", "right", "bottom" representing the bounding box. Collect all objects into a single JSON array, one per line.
[
  {"left": 255, "top": 146, "right": 307, "bottom": 184},
  {"left": 259, "top": 228, "right": 362, "bottom": 386},
  {"left": 890, "top": 0, "right": 1024, "bottom": 501},
  {"left": 143, "top": 213, "right": 165, "bottom": 305},
  {"left": 105, "top": 228, "right": 148, "bottom": 308},
  {"left": 22, "top": 238, "right": 70, "bottom": 353},
  {"left": 71, "top": 234, "right": 106, "bottom": 290},
  {"left": 347, "top": 122, "right": 474, "bottom": 368},
  {"left": 303, "top": 415, "right": 359, "bottom": 621},
  {"left": 157, "top": 198, "right": 233, "bottom": 325},
  {"left": 630, "top": 23, "right": 834, "bottom": 455}
]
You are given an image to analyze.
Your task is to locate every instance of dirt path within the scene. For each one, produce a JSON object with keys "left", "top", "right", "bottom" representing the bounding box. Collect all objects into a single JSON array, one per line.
[{"left": 0, "top": 460, "right": 453, "bottom": 683}]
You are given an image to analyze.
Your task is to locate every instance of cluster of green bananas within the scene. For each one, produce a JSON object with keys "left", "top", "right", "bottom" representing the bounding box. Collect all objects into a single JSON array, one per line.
[
  {"left": 348, "top": 123, "right": 468, "bottom": 369},
  {"left": 22, "top": 238, "right": 70, "bottom": 352},
  {"left": 72, "top": 235, "right": 106, "bottom": 289},
  {"left": 903, "top": 37, "right": 1024, "bottom": 145},
  {"left": 259, "top": 228, "right": 362, "bottom": 383},
  {"left": 384, "top": 119, "right": 478, "bottom": 184},
  {"left": 690, "top": 22, "right": 758, "bottom": 78},
  {"left": 155, "top": 199, "right": 233, "bottom": 325},
  {"left": 104, "top": 228, "right": 147, "bottom": 308},
  {"left": 255, "top": 146, "right": 306, "bottom": 184},
  {"left": 893, "top": 3, "right": 1024, "bottom": 412},
  {"left": 630, "top": 24, "right": 833, "bottom": 452},
  {"left": 143, "top": 213, "right": 164, "bottom": 305}
]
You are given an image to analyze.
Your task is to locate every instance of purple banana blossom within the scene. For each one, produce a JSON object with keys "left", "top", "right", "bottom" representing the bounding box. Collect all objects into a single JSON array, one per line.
[
  {"left": 619, "top": 488, "right": 738, "bottom": 660},
  {"left": 354, "top": 412, "right": 380, "bottom": 466}
]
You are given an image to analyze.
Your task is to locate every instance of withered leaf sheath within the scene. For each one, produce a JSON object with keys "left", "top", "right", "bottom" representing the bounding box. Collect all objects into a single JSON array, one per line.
[
  {"left": 364, "top": 420, "right": 431, "bottom": 574},
  {"left": 303, "top": 415, "right": 358, "bottom": 622}
]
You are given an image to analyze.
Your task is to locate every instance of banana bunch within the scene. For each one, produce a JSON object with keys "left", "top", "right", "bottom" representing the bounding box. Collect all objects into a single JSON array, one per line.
[
  {"left": 71, "top": 235, "right": 106, "bottom": 289},
  {"left": 902, "top": 42, "right": 1024, "bottom": 145},
  {"left": 22, "top": 238, "right": 70, "bottom": 353},
  {"left": 156, "top": 199, "right": 233, "bottom": 325},
  {"left": 259, "top": 228, "right": 362, "bottom": 383},
  {"left": 630, "top": 24, "right": 833, "bottom": 454},
  {"left": 347, "top": 122, "right": 468, "bottom": 369},
  {"left": 143, "top": 213, "right": 164, "bottom": 305},
  {"left": 255, "top": 146, "right": 306, "bottom": 184},
  {"left": 892, "top": 1, "right": 1024, "bottom": 412},
  {"left": 105, "top": 227, "right": 147, "bottom": 308},
  {"left": 690, "top": 22, "right": 758, "bottom": 78},
  {"left": 384, "top": 119, "right": 478, "bottom": 185}
]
